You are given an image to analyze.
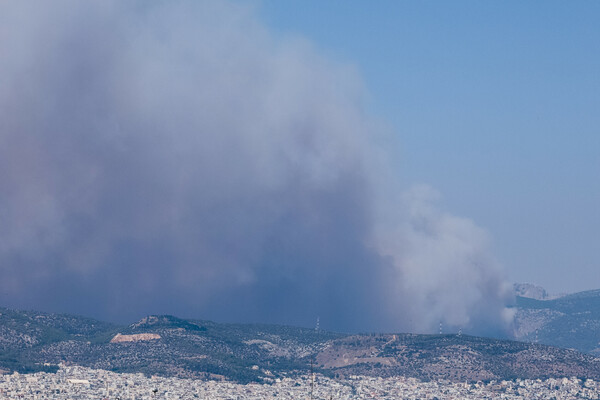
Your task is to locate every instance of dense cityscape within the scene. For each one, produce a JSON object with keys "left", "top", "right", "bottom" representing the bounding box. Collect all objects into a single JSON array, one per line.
[{"left": 2, "top": 365, "right": 600, "bottom": 400}]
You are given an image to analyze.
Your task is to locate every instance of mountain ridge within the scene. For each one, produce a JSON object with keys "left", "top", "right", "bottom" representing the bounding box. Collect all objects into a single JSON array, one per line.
[
  {"left": 513, "top": 287, "right": 600, "bottom": 356},
  {"left": 2, "top": 305, "right": 600, "bottom": 383}
]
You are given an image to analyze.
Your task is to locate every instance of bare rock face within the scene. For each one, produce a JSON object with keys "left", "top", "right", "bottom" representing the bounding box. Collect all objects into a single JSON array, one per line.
[
  {"left": 110, "top": 333, "right": 161, "bottom": 343},
  {"left": 514, "top": 283, "right": 550, "bottom": 300}
]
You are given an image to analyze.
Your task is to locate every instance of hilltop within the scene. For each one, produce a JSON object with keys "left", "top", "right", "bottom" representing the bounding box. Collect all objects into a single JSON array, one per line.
[
  {"left": 318, "top": 333, "right": 600, "bottom": 382},
  {"left": 2, "top": 306, "right": 600, "bottom": 383},
  {"left": 513, "top": 289, "right": 600, "bottom": 356}
]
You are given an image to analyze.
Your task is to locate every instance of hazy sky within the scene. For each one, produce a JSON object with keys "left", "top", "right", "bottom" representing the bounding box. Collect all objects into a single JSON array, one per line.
[
  {"left": 257, "top": 1, "right": 600, "bottom": 294},
  {"left": 0, "top": 1, "right": 596, "bottom": 334}
]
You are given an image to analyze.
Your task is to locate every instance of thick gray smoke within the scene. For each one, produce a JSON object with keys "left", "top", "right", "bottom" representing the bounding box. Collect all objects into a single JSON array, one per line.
[{"left": 0, "top": 1, "right": 514, "bottom": 334}]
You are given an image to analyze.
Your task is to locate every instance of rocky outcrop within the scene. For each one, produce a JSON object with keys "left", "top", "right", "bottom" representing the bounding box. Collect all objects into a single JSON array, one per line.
[{"left": 110, "top": 333, "right": 161, "bottom": 343}]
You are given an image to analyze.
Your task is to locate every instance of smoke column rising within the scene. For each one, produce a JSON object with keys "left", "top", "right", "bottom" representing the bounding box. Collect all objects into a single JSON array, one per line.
[{"left": 0, "top": 1, "right": 514, "bottom": 334}]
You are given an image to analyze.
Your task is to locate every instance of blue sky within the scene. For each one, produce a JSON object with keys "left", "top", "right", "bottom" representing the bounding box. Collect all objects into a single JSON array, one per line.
[
  {"left": 0, "top": 1, "right": 596, "bottom": 331},
  {"left": 256, "top": 1, "right": 600, "bottom": 293}
]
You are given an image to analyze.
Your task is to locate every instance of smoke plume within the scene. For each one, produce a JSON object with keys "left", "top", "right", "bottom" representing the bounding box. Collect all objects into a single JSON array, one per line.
[{"left": 0, "top": 1, "right": 513, "bottom": 334}]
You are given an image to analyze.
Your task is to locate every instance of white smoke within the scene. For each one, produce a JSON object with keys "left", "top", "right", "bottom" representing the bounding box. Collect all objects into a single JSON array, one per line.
[{"left": 0, "top": 0, "right": 513, "bottom": 334}]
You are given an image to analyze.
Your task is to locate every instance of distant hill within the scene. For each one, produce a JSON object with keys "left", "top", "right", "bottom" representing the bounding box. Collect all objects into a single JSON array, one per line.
[
  {"left": 513, "top": 289, "right": 600, "bottom": 356},
  {"left": 2, "top": 306, "right": 600, "bottom": 383},
  {"left": 318, "top": 333, "right": 600, "bottom": 382},
  {"left": 0, "top": 307, "right": 341, "bottom": 382},
  {"left": 514, "top": 283, "right": 551, "bottom": 300},
  {"left": 0, "top": 307, "right": 117, "bottom": 373},
  {"left": 513, "top": 282, "right": 567, "bottom": 301}
]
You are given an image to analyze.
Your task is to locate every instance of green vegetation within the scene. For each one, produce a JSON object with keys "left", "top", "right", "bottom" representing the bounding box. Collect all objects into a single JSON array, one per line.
[{"left": 2, "top": 305, "right": 600, "bottom": 383}]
